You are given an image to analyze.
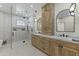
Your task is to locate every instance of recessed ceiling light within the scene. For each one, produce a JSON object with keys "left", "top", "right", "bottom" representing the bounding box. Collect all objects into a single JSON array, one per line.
[
  {"left": 0, "top": 5, "right": 2, "bottom": 8},
  {"left": 30, "top": 5, "right": 33, "bottom": 8}
]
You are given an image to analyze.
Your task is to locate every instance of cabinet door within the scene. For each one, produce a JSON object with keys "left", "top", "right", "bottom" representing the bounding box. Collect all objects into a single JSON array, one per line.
[
  {"left": 41, "top": 3, "right": 54, "bottom": 35},
  {"left": 62, "top": 47, "right": 79, "bottom": 56},
  {"left": 32, "top": 35, "right": 50, "bottom": 55},
  {"left": 50, "top": 45, "right": 62, "bottom": 56},
  {"left": 62, "top": 41, "right": 79, "bottom": 56},
  {"left": 49, "top": 39, "right": 63, "bottom": 56},
  {"left": 40, "top": 37, "right": 50, "bottom": 54},
  {"left": 32, "top": 35, "right": 40, "bottom": 48}
]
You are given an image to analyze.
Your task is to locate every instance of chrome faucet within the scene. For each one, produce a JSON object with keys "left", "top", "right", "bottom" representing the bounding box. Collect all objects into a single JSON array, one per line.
[{"left": 59, "top": 34, "right": 69, "bottom": 37}]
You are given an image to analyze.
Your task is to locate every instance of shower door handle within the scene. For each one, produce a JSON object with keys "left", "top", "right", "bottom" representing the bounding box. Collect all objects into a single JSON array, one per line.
[{"left": 12, "top": 32, "right": 14, "bottom": 37}]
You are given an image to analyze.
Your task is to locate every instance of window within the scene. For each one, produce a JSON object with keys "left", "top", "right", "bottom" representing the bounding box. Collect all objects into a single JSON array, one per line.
[
  {"left": 16, "top": 16, "right": 26, "bottom": 26},
  {"left": 16, "top": 20, "right": 25, "bottom": 26}
]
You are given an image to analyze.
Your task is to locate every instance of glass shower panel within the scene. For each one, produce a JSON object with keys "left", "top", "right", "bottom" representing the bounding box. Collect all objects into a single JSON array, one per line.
[
  {"left": 11, "top": 4, "right": 29, "bottom": 48},
  {"left": 0, "top": 3, "right": 12, "bottom": 48}
]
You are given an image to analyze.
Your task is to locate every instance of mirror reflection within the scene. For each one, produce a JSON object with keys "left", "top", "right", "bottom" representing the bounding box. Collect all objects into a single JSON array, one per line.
[{"left": 56, "top": 9, "right": 75, "bottom": 32}]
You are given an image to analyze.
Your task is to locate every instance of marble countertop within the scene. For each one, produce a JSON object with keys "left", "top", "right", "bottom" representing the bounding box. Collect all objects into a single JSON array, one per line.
[{"left": 32, "top": 33, "right": 79, "bottom": 44}]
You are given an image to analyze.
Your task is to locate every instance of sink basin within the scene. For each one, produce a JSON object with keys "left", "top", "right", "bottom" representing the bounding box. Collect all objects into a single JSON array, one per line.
[{"left": 72, "top": 39, "right": 79, "bottom": 42}]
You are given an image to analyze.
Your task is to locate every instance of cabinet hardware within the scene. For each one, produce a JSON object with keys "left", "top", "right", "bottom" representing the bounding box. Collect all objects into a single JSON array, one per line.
[
  {"left": 59, "top": 45, "right": 63, "bottom": 48},
  {"left": 42, "top": 47, "right": 46, "bottom": 50}
]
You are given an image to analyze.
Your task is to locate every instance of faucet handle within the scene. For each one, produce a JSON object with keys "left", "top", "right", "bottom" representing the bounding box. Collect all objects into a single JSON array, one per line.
[
  {"left": 60, "top": 34, "right": 62, "bottom": 37},
  {"left": 65, "top": 35, "right": 69, "bottom": 37},
  {"left": 62, "top": 34, "right": 65, "bottom": 37}
]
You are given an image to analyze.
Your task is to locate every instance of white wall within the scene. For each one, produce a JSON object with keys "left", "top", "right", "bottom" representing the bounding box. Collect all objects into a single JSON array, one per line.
[{"left": 55, "top": 3, "right": 79, "bottom": 38}]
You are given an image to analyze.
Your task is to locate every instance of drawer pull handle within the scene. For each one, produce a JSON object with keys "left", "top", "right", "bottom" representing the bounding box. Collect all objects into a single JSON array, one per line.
[
  {"left": 59, "top": 45, "right": 63, "bottom": 48},
  {"left": 42, "top": 48, "right": 45, "bottom": 50}
]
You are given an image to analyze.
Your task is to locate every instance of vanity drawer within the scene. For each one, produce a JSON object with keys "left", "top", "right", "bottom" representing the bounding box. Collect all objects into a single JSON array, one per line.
[
  {"left": 50, "top": 39, "right": 63, "bottom": 47},
  {"left": 63, "top": 41, "right": 76, "bottom": 50},
  {"left": 74, "top": 44, "right": 79, "bottom": 51}
]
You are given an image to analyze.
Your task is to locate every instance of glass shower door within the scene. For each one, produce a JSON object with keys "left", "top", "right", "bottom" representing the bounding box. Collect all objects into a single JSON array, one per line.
[{"left": 11, "top": 4, "right": 30, "bottom": 48}]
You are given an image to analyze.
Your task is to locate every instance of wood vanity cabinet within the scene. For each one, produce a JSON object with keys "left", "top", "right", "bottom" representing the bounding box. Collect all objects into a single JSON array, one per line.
[
  {"left": 32, "top": 35, "right": 50, "bottom": 55},
  {"left": 49, "top": 39, "right": 79, "bottom": 56},
  {"left": 62, "top": 46, "right": 79, "bottom": 56},
  {"left": 62, "top": 42, "right": 79, "bottom": 56},
  {"left": 39, "top": 37, "right": 50, "bottom": 54},
  {"left": 41, "top": 3, "right": 54, "bottom": 35},
  {"left": 32, "top": 35, "right": 79, "bottom": 56},
  {"left": 49, "top": 39, "right": 63, "bottom": 56},
  {"left": 32, "top": 35, "right": 40, "bottom": 48}
]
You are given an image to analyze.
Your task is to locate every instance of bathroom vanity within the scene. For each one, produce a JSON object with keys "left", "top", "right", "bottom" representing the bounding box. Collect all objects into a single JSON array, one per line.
[
  {"left": 31, "top": 3, "right": 79, "bottom": 56},
  {"left": 32, "top": 34, "right": 79, "bottom": 56}
]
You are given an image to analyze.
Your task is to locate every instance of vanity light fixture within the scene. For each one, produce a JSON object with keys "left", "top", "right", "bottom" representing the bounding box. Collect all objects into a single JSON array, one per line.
[
  {"left": 69, "top": 3, "right": 76, "bottom": 12},
  {"left": 30, "top": 5, "right": 33, "bottom": 8},
  {"left": 70, "top": 12, "right": 75, "bottom": 16},
  {"left": 69, "top": 3, "right": 76, "bottom": 16}
]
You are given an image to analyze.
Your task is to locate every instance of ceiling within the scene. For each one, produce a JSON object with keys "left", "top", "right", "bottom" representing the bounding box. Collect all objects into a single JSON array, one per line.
[{"left": 0, "top": 3, "right": 45, "bottom": 18}]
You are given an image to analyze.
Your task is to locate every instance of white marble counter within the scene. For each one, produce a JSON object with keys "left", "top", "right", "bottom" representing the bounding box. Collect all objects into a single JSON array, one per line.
[{"left": 32, "top": 33, "right": 79, "bottom": 44}]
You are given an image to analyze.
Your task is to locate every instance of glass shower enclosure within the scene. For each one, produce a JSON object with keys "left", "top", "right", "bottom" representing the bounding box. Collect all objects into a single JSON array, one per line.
[{"left": 0, "top": 3, "right": 32, "bottom": 48}]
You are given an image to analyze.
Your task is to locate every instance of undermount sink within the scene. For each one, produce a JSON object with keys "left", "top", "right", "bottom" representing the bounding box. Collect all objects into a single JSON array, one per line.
[{"left": 72, "top": 39, "right": 79, "bottom": 42}]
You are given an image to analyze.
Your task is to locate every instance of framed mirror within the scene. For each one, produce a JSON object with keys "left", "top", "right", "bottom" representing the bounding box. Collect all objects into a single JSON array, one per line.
[
  {"left": 56, "top": 9, "right": 75, "bottom": 32},
  {"left": 37, "top": 18, "right": 41, "bottom": 32}
]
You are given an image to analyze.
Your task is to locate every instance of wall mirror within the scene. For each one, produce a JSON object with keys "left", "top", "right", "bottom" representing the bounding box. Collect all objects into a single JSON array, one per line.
[
  {"left": 56, "top": 9, "right": 75, "bottom": 32},
  {"left": 37, "top": 18, "right": 41, "bottom": 32}
]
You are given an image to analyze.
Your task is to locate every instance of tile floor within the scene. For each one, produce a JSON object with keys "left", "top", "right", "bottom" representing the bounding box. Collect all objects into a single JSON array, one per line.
[{"left": 0, "top": 41, "right": 47, "bottom": 56}]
